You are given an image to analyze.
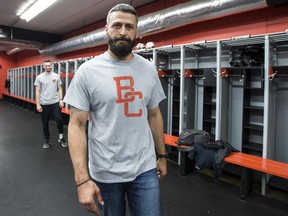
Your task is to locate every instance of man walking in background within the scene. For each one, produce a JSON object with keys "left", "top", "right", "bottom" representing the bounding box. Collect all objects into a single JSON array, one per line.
[{"left": 34, "top": 60, "right": 68, "bottom": 149}]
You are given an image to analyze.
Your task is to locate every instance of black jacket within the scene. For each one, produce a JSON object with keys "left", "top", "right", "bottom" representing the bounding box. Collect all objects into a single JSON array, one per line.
[{"left": 188, "top": 141, "right": 238, "bottom": 178}]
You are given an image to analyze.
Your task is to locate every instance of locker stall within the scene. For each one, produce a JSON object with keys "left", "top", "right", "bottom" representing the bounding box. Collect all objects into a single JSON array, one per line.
[
  {"left": 219, "top": 37, "right": 266, "bottom": 158},
  {"left": 185, "top": 42, "right": 218, "bottom": 140},
  {"left": 266, "top": 33, "right": 288, "bottom": 191},
  {"left": 269, "top": 33, "right": 288, "bottom": 164},
  {"left": 135, "top": 46, "right": 184, "bottom": 162}
]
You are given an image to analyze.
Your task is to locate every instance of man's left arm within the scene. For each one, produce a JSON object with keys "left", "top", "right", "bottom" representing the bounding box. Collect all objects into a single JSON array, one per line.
[
  {"left": 148, "top": 106, "right": 167, "bottom": 180},
  {"left": 58, "top": 85, "right": 64, "bottom": 107}
]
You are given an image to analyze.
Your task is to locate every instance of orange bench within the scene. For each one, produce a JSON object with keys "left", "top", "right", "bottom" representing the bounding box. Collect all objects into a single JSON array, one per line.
[
  {"left": 2, "top": 93, "right": 71, "bottom": 115},
  {"left": 225, "top": 152, "right": 288, "bottom": 179},
  {"left": 2, "top": 93, "right": 36, "bottom": 111},
  {"left": 164, "top": 133, "right": 288, "bottom": 199},
  {"left": 2, "top": 93, "right": 35, "bottom": 104},
  {"left": 225, "top": 152, "right": 288, "bottom": 199},
  {"left": 164, "top": 133, "right": 194, "bottom": 176},
  {"left": 164, "top": 133, "right": 178, "bottom": 147}
]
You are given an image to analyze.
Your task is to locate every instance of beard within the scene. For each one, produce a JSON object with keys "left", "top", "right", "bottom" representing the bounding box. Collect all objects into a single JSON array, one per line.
[{"left": 107, "top": 35, "right": 136, "bottom": 58}]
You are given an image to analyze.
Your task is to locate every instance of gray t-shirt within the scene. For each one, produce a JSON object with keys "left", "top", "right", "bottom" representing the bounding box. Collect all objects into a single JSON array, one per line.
[
  {"left": 34, "top": 72, "right": 62, "bottom": 105},
  {"left": 64, "top": 52, "right": 166, "bottom": 183}
]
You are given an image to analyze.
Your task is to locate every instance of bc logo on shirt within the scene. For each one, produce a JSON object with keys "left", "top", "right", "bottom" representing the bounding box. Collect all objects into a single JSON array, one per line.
[{"left": 114, "top": 76, "right": 143, "bottom": 117}]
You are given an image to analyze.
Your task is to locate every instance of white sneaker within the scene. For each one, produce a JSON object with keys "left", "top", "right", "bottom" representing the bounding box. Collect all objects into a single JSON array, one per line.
[
  {"left": 43, "top": 141, "right": 50, "bottom": 149},
  {"left": 58, "top": 138, "right": 68, "bottom": 148}
]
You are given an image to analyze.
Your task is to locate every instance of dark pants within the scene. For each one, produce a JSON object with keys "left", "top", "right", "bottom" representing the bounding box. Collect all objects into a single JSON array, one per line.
[
  {"left": 93, "top": 168, "right": 162, "bottom": 216},
  {"left": 40, "top": 102, "right": 64, "bottom": 141}
]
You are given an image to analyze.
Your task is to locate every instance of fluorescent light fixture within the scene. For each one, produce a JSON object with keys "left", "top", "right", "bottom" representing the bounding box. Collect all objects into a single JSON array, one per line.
[{"left": 20, "top": 0, "right": 58, "bottom": 22}]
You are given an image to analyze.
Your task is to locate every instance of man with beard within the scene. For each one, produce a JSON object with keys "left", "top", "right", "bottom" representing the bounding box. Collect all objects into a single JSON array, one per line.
[
  {"left": 63, "top": 3, "right": 167, "bottom": 216},
  {"left": 34, "top": 60, "right": 68, "bottom": 149}
]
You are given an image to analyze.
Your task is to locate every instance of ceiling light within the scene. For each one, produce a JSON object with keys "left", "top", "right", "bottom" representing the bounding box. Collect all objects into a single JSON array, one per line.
[
  {"left": 17, "top": 0, "right": 37, "bottom": 17},
  {"left": 20, "top": 0, "right": 58, "bottom": 22}
]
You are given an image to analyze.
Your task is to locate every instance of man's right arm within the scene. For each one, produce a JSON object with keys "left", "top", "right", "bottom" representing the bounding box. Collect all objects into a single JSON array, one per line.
[
  {"left": 68, "top": 107, "right": 104, "bottom": 215},
  {"left": 35, "top": 85, "right": 42, "bottom": 112},
  {"left": 68, "top": 107, "right": 90, "bottom": 184}
]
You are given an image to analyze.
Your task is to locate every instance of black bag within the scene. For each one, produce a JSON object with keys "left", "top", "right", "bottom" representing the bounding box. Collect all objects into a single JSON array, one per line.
[{"left": 177, "top": 129, "right": 210, "bottom": 146}]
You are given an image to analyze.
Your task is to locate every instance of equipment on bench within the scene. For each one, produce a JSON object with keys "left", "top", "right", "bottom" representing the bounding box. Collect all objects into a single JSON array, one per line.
[
  {"left": 177, "top": 129, "right": 210, "bottom": 152},
  {"left": 187, "top": 138, "right": 237, "bottom": 178}
]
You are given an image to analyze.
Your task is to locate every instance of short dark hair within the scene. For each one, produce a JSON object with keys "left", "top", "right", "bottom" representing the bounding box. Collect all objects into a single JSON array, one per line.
[
  {"left": 106, "top": 3, "right": 138, "bottom": 24},
  {"left": 44, "top": 60, "right": 51, "bottom": 63}
]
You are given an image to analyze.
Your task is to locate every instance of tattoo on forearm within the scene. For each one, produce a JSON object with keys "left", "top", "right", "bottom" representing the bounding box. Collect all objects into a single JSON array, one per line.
[{"left": 70, "top": 106, "right": 82, "bottom": 118}]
